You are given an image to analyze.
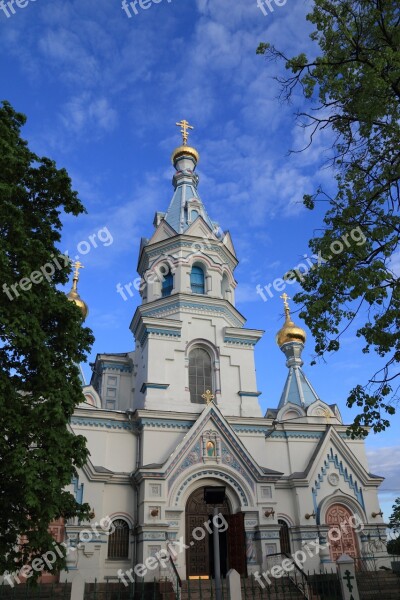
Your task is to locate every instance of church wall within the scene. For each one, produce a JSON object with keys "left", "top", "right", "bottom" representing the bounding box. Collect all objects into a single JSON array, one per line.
[{"left": 141, "top": 426, "right": 188, "bottom": 465}]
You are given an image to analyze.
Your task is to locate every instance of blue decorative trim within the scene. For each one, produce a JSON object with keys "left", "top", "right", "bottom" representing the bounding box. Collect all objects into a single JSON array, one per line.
[
  {"left": 139, "top": 418, "right": 193, "bottom": 430},
  {"left": 72, "top": 476, "right": 84, "bottom": 504},
  {"left": 145, "top": 240, "right": 236, "bottom": 271},
  {"left": 141, "top": 300, "right": 243, "bottom": 328},
  {"left": 270, "top": 431, "right": 324, "bottom": 439},
  {"left": 238, "top": 392, "right": 262, "bottom": 397},
  {"left": 253, "top": 531, "right": 280, "bottom": 540},
  {"left": 224, "top": 337, "right": 257, "bottom": 346},
  {"left": 71, "top": 416, "right": 132, "bottom": 430},
  {"left": 140, "top": 327, "right": 181, "bottom": 346},
  {"left": 100, "top": 363, "right": 132, "bottom": 373},
  {"left": 140, "top": 383, "right": 170, "bottom": 393},
  {"left": 233, "top": 425, "right": 273, "bottom": 433},
  {"left": 312, "top": 447, "right": 365, "bottom": 517}
]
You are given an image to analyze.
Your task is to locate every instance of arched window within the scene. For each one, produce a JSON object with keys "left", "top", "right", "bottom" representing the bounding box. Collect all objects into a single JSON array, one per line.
[
  {"left": 191, "top": 265, "right": 205, "bottom": 295},
  {"left": 191, "top": 209, "right": 199, "bottom": 221},
  {"left": 278, "top": 519, "right": 291, "bottom": 555},
  {"left": 161, "top": 269, "right": 173, "bottom": 297},
  {"left": 107, "top": 519, "right": 129, "bottom": 559},
  {"left": 189, "top": 348, "right": 212, "bottom": 403}
]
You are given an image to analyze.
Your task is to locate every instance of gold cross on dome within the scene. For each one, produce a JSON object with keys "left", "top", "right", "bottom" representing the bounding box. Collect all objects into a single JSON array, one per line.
[
  {"left": 73, "top": 260, "right": 85, "bottom": 279},
  {"left": 202, "top": 390, "right": 215, "bottom": 405},
  {"left": 176, "top": 119, "right": 194, "bottom": 145},
  {"left": 280, "top": 293, "right": 290, "bottom": 310}
]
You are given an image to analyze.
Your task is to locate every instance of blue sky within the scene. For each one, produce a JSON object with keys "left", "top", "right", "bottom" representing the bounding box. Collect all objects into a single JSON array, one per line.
[{"left": 1, "top": 0, "right": 399, "bottom": 520}]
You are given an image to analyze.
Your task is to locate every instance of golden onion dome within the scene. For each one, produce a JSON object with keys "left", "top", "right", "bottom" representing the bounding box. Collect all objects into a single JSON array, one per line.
[
  {"left": 276, "top": 294, "right": 306, "bottom": 347},
  {"left": 171, "top": 144, "right": 199, "bottom": 165},
  {"left": 66, "top": 261, "right": 88, "bottom": 320}
]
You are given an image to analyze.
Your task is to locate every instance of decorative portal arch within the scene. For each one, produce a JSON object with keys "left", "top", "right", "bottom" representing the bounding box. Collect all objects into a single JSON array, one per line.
[{"left": 325, "top": 503, "right": 360, "bottom": 562}]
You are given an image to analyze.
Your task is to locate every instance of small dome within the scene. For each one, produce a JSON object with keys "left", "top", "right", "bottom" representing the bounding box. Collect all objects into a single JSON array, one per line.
[
  {"left": 67, "top": 287, "right": 89, "bottom": 320},
  {"left": 66, "top": 261, "right": 88, "bottom": 320},
  {"left": 171, "top": 144, "right": 199, "bottom": 165},
  {"left": 276, "top": 316, "right": 306, "bottom": 347},
  {"left": 276, "top": 293, "right": 306, "bottom": 347}
]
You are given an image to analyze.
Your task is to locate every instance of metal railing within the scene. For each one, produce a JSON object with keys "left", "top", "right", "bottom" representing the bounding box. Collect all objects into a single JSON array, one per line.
[
  {"left": 0, "top": 581, "right": 71, "bottom": 600},
  {"left": 265, "top": 552, "right": 310, "bottom": 598}
]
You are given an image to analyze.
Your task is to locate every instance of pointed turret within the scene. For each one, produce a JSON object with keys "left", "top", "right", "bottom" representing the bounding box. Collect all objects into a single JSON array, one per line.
[
  {"left": 164, "top": 119, "right": 217, "bottom": 234},
  {"left": 276, "top": 294, "right": 319, "bottom": 409}
]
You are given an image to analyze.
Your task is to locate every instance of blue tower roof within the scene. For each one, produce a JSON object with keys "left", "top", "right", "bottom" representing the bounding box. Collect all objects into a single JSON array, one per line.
[{"left": 164, "top": 146, "right": 216, "bottom": 234}]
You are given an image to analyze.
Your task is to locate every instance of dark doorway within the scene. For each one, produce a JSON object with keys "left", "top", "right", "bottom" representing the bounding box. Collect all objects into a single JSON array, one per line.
[
  {"left": 185, "top": 487, "right": 247, "bottom": 578},
  {"left": 278, "top": 519, "right": 291, "bottom": 555}
]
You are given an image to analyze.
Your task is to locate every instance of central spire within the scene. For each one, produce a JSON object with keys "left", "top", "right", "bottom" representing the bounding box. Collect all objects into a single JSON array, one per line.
[{"left": 164, "top": 120, "right": 216, "bottom": 234}]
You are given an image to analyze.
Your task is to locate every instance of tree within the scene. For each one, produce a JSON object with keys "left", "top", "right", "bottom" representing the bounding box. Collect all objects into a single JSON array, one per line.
[
  {"left": 0, "top": 101, "right": 94, "bottom": 577},
  {"left": 257, "top": 0, "right": 400, "bottom": 437},
  {"left": 387, "top": 497, "right": 400, "bottom": 555}
]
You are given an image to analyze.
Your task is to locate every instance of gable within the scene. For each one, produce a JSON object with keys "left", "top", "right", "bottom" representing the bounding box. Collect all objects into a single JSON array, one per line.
[
  {"left": 148, "top": 219, "right": 178, "bottom": 244},
  {"left": 222, "top": 231, "right": 237, "bottom": 257},
  {"left": 185, "top": 216, "right": 217, "bottom": 240},
  {"left": 138, "top": 404, "right": 282, "bottom": 498}
]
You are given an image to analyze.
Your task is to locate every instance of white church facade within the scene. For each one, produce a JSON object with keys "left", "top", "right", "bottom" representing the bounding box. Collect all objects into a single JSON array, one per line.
[{"left": 63, "top": 125, "right": 387, "bottom": 584}]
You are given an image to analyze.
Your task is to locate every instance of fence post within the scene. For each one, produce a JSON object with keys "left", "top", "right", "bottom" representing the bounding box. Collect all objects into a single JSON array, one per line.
[
  {"left": 70, "top": 574, "right": 85, "bottom": 600},
  {"left": 337, "top": 554, "right": 360, "bottom": 600},
  {"left": 226, "top": 570, "right": 241, "bottom": 600}
]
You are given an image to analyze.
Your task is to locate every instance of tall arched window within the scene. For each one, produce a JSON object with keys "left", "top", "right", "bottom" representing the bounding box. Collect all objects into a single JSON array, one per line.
[
  {"left": 190, "top": 265, "right": 205, "bottom": 294},
  {"left": 189, "top": 348, "right": 212, "bottom": 403},
  {"left": 221, "top": 273, "right": 230, "bottom": 299},
  {"left": 161, "top": 269, "right": 173, "bottom": 297},
  {"left": 278, "top": 519, "right": 291, "bottom": 555},
  {"left": 107, "top": 519, "right": 129, "bottom": 559}
]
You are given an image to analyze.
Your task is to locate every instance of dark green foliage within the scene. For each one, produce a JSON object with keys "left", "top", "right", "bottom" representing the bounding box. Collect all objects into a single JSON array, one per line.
[
  {"left": 0, "top": 101, "right": 94, "bottom": 576},
  {"left": 258, "top": 1, "right": 400, "bottom": 437}
]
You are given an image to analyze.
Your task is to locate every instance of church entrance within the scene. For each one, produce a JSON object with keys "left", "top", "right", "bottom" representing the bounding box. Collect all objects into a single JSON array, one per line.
[
  {"left": 326, "top": 504, "right": 359, "bottom": 562},
  {"left": 185, "top": 487, "right": 247, "bottom": 579}
]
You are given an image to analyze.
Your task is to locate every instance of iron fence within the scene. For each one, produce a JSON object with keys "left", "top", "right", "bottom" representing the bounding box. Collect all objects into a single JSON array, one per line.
[{"left": 0, "top": 582, "right": 71, "bottom": 600}]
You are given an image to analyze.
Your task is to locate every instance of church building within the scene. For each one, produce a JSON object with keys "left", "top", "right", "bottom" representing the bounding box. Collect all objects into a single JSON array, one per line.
[{"left": 64, "top": 122, "right": 387, "bottom": 584}]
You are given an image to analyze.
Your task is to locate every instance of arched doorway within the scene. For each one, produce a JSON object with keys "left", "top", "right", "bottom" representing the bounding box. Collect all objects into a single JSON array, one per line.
[
  {"left": 185, "top": 487, "right": 247, "bottom": 578},
  {"left": 326, "top": 504, "right": 359, "bottom": 562}
]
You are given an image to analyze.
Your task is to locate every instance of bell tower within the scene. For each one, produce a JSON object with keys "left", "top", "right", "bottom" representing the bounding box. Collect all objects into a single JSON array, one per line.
[{"left": 130, "top": 122, "right": 263, "bottom": 416}]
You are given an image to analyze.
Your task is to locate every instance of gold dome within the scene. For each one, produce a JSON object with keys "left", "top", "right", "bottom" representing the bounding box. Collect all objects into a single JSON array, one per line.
[
  {"left": 171, "top": 144, "right": 199, "bottom": 165},
  {"left": 276, "top": 293, "right": 306, "bottom": 347},
  {"left": 66, "top": 261, "right": 88, "bottom": 320}
]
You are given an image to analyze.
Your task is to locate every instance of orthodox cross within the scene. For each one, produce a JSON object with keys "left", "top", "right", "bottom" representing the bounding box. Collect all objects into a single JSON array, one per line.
[
  {"left": 343, "top": 569, "right": 354, "bottom": 592},
  {"left": 202, "top": 390, "right": 215, "bottom": 405},
  {"left": 280, "top": 293, "right": 291, "bottom": 316},
  {"left": 176, "top": 119, "right": 194, "bottom": 145},
  {"left": 73, "top": 260, "right": 85, "bottom": 280}
]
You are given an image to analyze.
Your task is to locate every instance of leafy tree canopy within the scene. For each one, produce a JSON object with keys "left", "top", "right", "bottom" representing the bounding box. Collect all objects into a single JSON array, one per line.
[
  {"left": 257, "top": 0, "right": 400, "bottom": 437},
  {"left": 0, "top": 101, "right": 94, "bottom": 577}
]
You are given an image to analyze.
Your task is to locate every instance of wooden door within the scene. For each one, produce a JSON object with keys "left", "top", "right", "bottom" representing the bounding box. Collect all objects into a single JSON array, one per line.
[
  {"left": 326, "top": 504, "right": 359, "bottom": 562},
  {"left": 227, "top": 513, "right": 247, "bottom": 577},
  {"left": 186, "top": 488, "right": 230, "bottom": 578}
]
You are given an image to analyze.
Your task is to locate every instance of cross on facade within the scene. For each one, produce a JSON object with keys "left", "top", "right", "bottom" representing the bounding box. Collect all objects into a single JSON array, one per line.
[
  {"left": 176, "top": 119, "right": 194, "bottom": 145},
  {"left": 343, "top": 569, "right": 354, "bottom": 592},
  {"left": 202, "top": 390, "right": 215, "bottom": 405}
]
